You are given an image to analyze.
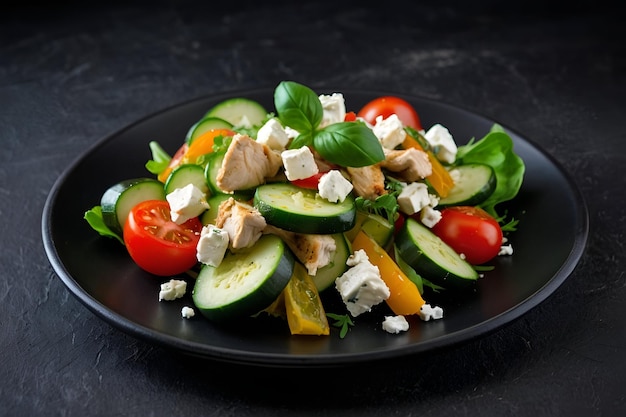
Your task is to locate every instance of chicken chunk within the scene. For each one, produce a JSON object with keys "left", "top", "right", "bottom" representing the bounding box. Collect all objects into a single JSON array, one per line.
[
  {"left": 215, "top": 197, "right": 266, "bottom": 249},
  {"left": 346, "top": 164, "right": 387, "bottom": 201},
  {"left": 264, "top": 225, "right": 336, "bottom": 276},
  {"left": 381, "top": 148, "right": 432, "bottom": 182},
  {"left": 216, "top": 133, "right": 283, "bottom": 192}
]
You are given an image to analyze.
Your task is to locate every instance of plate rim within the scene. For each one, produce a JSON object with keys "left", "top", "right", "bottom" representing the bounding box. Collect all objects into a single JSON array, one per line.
[{"left": 41, "top": 87, "right": 590, "bottom": 368}]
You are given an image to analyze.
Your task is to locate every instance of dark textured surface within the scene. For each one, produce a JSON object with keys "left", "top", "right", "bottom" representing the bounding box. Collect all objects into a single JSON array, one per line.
[{"left": 2, "top": 1, "right": 625, "bottom": 415}]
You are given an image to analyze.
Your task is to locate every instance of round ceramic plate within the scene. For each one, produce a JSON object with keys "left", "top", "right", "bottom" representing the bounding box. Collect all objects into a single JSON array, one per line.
[{"left": 42, "top": 88, "right": 588, "bottom": 367}]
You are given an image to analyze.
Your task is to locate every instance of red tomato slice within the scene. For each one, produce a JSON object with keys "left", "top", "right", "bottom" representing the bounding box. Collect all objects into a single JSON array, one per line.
[
  {"left": 357, "top": 96, "right": 423, "bottom": 131},
  {"left": 430, "top": 206, "right": 503, "bottom": 265},
  {"left": 123, "top": 200, "right": 203, "bottom": 276},
  {"left": 290, "top": 172, "right": 326, "bottom": 190},
  {"left": 344, "top": 111, "right": 357, "bottom": 122}
]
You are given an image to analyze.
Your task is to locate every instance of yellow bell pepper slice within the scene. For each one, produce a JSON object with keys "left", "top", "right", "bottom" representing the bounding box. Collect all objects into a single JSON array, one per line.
[
  {"left": 402, "top": 134, "right": 454, "bottom": 198},
  {"left": 351, "top": 230, "right": 425, "bottom": 316},
  {"left": 284, "top": 263, "right": 330, "bottom": 336}
]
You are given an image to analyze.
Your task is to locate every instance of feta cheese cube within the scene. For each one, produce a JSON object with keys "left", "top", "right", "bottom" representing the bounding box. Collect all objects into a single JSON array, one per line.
[
  {"left": 499, "top": 244, "right": 514, "bottom": 256},
  {"left": 281, "top": 146, "right": 319, "bottom": 181},
  {"left": 418, "top": 303, "right": 444, "bottom": 321},
  {"left": 181, "top": 306, "right": 195, "bottom": 319},
  {"left": 420, "top": 206, "right": 442, "bottom": 228},
  {"left": 373, "top": 114, "right": 407, "bottom": 149},
  {"left": 335, "top": 249, "right": 390, "bottom": 317},
  {"left": 424, "top": 124, "right": 457, "bottom": 164},
  {"left": 318, "top": 93, "right": 346, "bottom": 128},
  {"left": 196, "top": 225, "right": 230, "bottom": 267},
  {"left": 318, "top": 170, "right": 353, "bottom": 203},
  {"left": 166, "top": 183, "right": 209, "bottom": 224},
  {"left": 159, "top": 279, "right": 187, "bottom": 301},
  {"left": 256, "top": 118, "right": 290, "bottom": 150},
  {"left": 397, "top": 182, "right": 431, "bottom": 215},
  {"left": 382, "top": 315, "right": 410, "bottom": 334}
]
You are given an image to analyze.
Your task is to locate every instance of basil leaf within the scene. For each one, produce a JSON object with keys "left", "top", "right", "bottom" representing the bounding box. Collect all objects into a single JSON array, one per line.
[
  {"left": 145, "top": 141, "right": 171, "bottom": 175},
  {"left": 313, "top": 122, "right": 385, "bottom": 167},
  {"left": 289, "top": 131, "right": 314, "bottom": 149},
  {"left": 274, "top": 81, "right": 322, "bottom": 134}
]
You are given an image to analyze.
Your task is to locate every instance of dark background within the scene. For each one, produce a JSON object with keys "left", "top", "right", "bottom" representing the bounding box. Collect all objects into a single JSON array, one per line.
[{"left": 2, "top": 1, "right": 625, "bottom": 416}]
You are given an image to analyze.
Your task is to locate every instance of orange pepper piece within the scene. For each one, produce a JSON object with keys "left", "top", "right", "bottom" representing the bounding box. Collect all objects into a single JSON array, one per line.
[
  {"left": 351, "top": 230, "right": 425, "bottom": 316},
  {"left": 402, "top": 135, "right": 454, "bottom": 198}
]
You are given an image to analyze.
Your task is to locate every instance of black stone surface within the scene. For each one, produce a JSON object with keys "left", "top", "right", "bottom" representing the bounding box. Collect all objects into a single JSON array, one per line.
[{"left": 2, "top": 1, "right": 625, "bottom": 415}]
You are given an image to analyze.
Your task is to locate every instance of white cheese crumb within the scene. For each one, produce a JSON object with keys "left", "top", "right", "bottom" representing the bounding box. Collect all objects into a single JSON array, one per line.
[
  {"left": 318, "top": 170, "right": 353, "bottom": 203},
  {"left": 335, "top": 249, "right": 390, "bottom": 317},
  {"left": 382, "top": 315, "right": 410, "bottom": 334},
  {"left": 424, "top": 123, "right": 457, "bottom": 164},
  {"left": 196, "top": 224, "right": 230, "bottom": 267},
  {"left": 181, "top": 306, "right": 195, "bottom": 319},
  {"left": 318, "top": 93, "right": 346, "bottom": 128},
  {"left": 281, "top": 146, "right": 319, "bottom": 181},
  {"left": 256, "top": 118, "right": 290, "bottom": 150},
  {"left": 420, "top": 206, "right": 442, "bottom": 228},
  {"left": 373, "top": 114, "right": 407, "bottom": 149},
  {"left": 397, "top": 182, "right": 431, "bottom": 215},
  {"left": 499, "top": 244, "right": 514, "bottom": 256},
  {"left": 418, "top": 303, "right": 444, "bottom": 321},
  {"left": 166, "top": 183, "right": 209, "bottom": 224},
  {"left": 159, "top": 279, "right": 187, "bottom": 301}
]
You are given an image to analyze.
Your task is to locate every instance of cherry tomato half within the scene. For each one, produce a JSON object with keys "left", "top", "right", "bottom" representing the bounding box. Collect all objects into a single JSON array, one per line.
[
  {"left": 430, "top": 206, "right": 503, "bottom": 265},
  {"left": 123, "top": 199, "right": 203, "bottom": 276},
  {"left": 290, "top": 172, "right": 326, "bottom": 190},
  {"left": 357, "top": 96, "right": 423, "bottom": 131}
]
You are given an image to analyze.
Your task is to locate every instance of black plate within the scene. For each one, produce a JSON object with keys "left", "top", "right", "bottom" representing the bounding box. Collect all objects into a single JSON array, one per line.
[{"left": 41, "top": 88, "right": 588, "bottom": 367}]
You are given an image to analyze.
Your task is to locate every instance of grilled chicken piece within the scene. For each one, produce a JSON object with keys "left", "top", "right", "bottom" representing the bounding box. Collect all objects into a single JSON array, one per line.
[
  {"left": 216, "top": 133, "right": 283, "bottom": 192},
  {"left": 346, "top": 164, "right": 387, "bottom": 201},
  {"left": 215, "top": 197, "right": 266, "bottom": 249},
  {"left": 264, "top": 225, "right": 336, "bottom": 276},
  {"left": 381, "top": 148, "right": 432, "bottom": 182}
]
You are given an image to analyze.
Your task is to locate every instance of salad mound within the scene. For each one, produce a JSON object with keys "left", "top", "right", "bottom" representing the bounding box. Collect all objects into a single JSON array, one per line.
[{"left": 85, "top": 81, "right": 525, "bottom": 338}]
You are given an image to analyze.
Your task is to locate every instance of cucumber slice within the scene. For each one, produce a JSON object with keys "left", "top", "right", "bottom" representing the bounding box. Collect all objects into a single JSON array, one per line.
[
  {"left": 204, "top": 152, "right": 226, "bottom": 195},
  {"left": 345, "top": 211, "right": 394, "bottom": 249},
  {"left": 192, "top": 234, "right": 295, "bottom": 322},
  {"left": 164, "top": 164, "right": 209, "bottom": 196},
  {"left": 204, "top": 97, "right": 267, "bottom": 128},
  {"left": 310, "top": 233, "right": 351, "bottom": 292},
  {"left": 185, "top": 117, "right": 233, "bottom": 144},
  {"left": 437, "top": 163, "right": 496, "bottom": 207},
  {"left": 253, "top": 183, "right": 356, "bottom": 234},
  {"left": 200, "top": 193, "right": 249, "bottom": 225},
  {"left": 395, "top": 217, "right": 478, "bottom": 289},
  {"left": 100, "top": 178, "right": 165, "bottom": 236}
]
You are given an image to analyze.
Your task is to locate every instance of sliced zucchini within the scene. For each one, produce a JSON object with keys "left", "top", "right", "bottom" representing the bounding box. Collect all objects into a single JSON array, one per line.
[
  {"left": 100, "top": 178, "right": 165, "bottom": 236},
  {"left": 164, "top": 164, "right": 209, "bottom": 196},
  {"left": 253, "top": 183, "right": 356, "bottom": 234},
  {"left": 437, "top": 163, "right": 496, "bottom": 207},
  {"left": 204, "top": 97, "right": 267, "bottom": 128},
  {"left": 204, "top": 152, "right": 226, "bottom": 195},
  {"left": 192, "top": 234, "right": 295, "bottom": 322},
  {"left": 185, "top": 117, "right": 233, "bottom": 144},
  {"left": 310, "top": 233, "right": 351, "bottom": 292},
  {"left": 345, "top": 211, "right": 394, "bottom": 249},
  {"left": 395, "top": 217, "right": 478, "bottom": 289}
]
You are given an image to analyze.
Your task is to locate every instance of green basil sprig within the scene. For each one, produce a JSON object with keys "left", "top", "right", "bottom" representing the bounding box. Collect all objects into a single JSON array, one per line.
[{"left": 274, "top": 81, "right": 385, "bottom": 167}]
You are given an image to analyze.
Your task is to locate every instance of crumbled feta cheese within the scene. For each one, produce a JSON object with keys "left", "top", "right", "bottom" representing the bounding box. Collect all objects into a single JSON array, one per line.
[
  {"left": 284, "top": 126, "right": 300, "bottom": 139},
  {"left": 181, "top": 306, "right": 195, "bottom": 319},
  {"left": 166, "top": 183, "right": 209, "bottom": 224},
  {"left": 335, "top": 249, "right": 390, "bottom": 317},
  {"left": 382, "top": 315, "right": 410, "bottom": 334},
  {"left": 397, "top": 182, "right": 431, "bottom": 215},
  {"left": 499, "top": 244, "right": 514, "bottom": 256},
  {"left": 419, "top": 303, "right": 444, "bottom": 321},
  {"left": 234, "top": 114, "right": 252, "bottom": 129},
  {"left": 373, "top": 114, "right": 407, "bottom": 149},
  {"left": 281, "top": 146, "right": 319, "bottom": 181},
  {"left": 196, "top": 225, "right": 230, "bottom": 267},
  {"left": 318, "top": 93, "right": 346, "bottom": 128},
  {"left": 420, "top": 206, "right": 442, "bottom": 228},
  {"left": 256, "top": 118, "right": 290, "bottom": 150},
  {"left": 424, "top": 124, "right": 457, "bottom": 164},
  {"left": 318, "top": 170, "right": 353, "bottom": 203},
  {"left": 159, "top": 279, "right": 187, "bottom": 301}
]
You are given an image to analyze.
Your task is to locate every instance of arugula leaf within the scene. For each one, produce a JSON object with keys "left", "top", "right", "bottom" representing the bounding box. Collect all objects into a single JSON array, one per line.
[
  {"left": 145, "top": 141, "right": 171, "bottom": 175},
  {"left": 84, "top": 206, "right": 124, "bottom": 244},
  {"left": 456, "top": 125, "right": 525, "bottom": 218},
  {"left": 326, "top": 313, "right": 354, "bottom": 338},
  {"left": 313, "top": 122, "right": 385, "bottom": 167},
  {"left": 274, "top": 81, "right": 322, "bottom": 134}
]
